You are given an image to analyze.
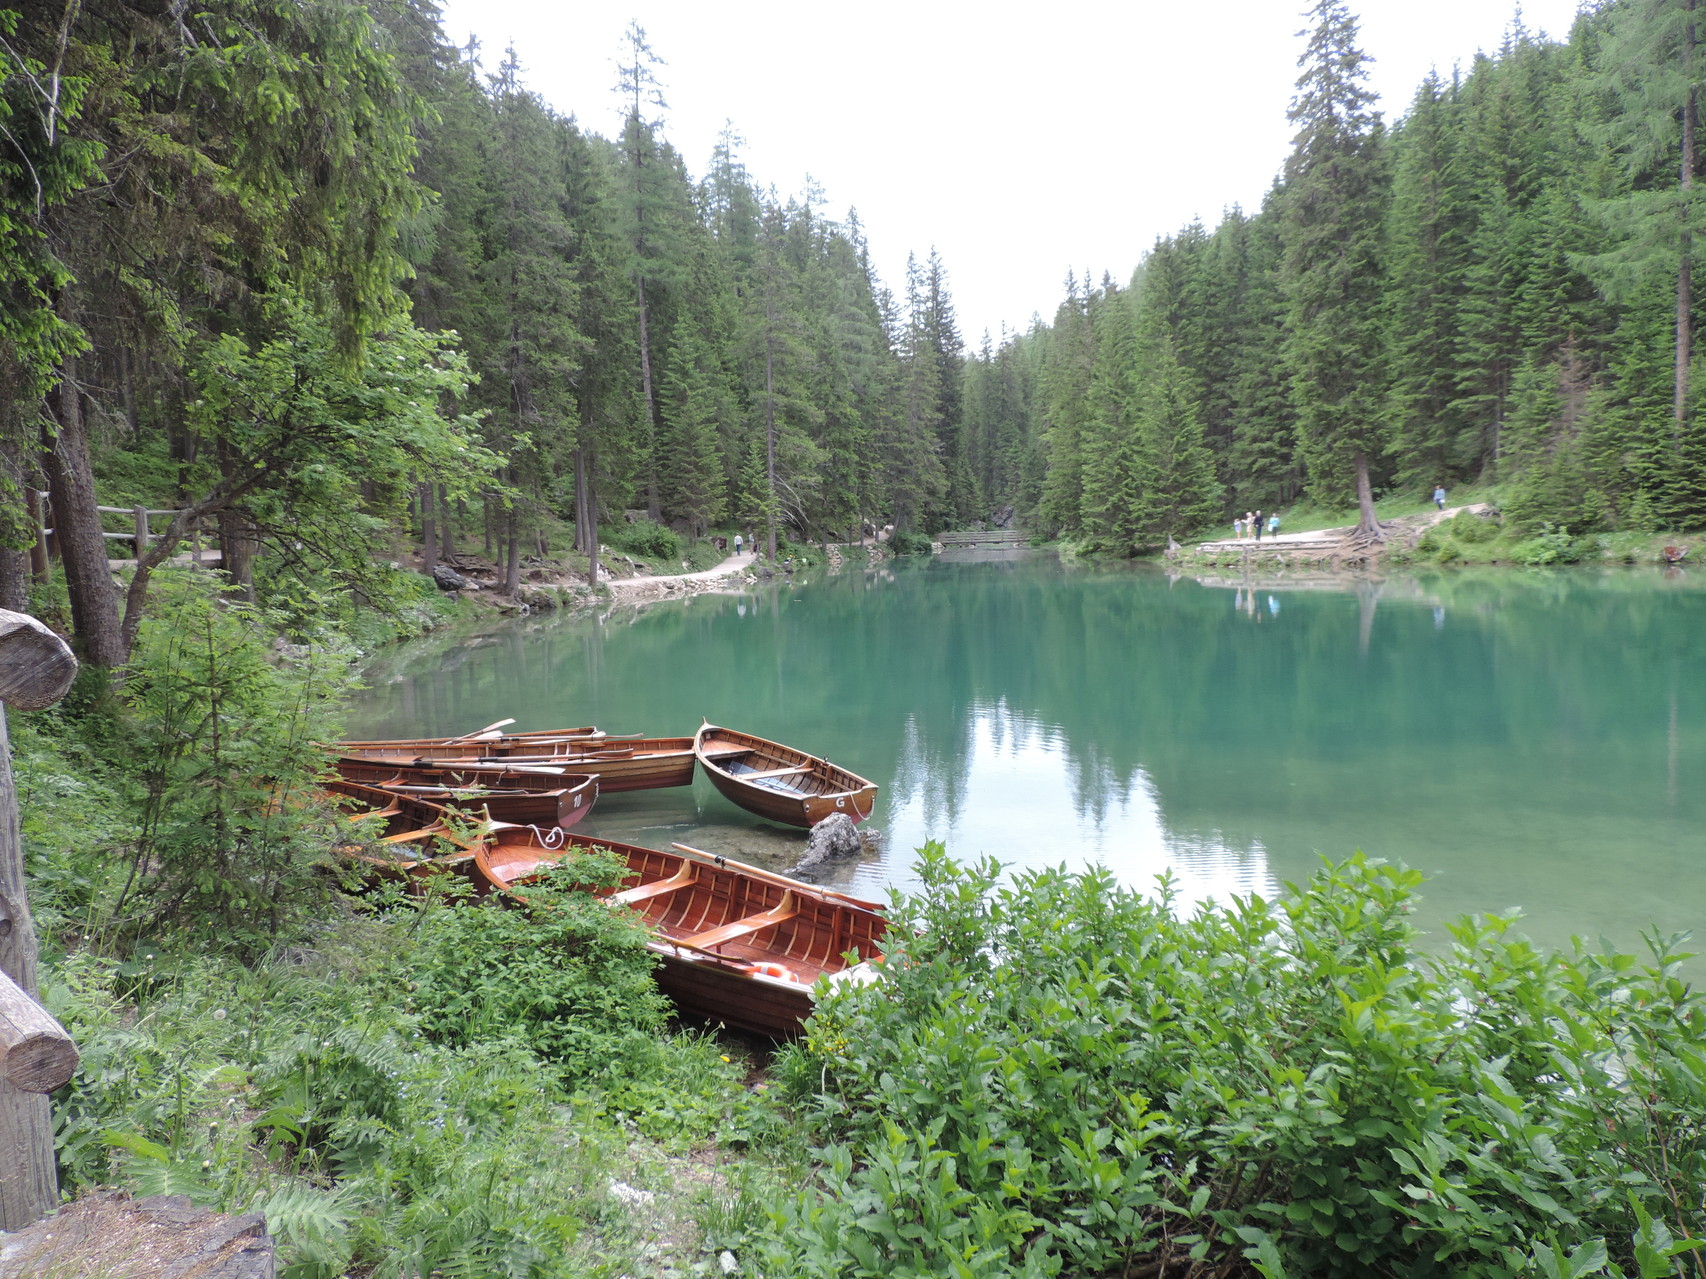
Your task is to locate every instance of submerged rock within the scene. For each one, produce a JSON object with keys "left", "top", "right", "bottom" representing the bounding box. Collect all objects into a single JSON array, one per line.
[{"left": 784, "top": 813, "right": 880, "bottom": 879}]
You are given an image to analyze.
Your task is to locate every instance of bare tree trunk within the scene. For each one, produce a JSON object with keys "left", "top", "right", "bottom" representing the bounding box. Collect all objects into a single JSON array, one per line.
[
  {"left": 0, "top": 553, "right": 26, "bottom": 615},
  {"left": 1351, "top": 450, "right": 1383, "bottom": 545},
  {"left": 637, "top": 279, "right": 662, "bottom": 521},
  {"left": 439, "top": 485, "right": 455, "bottom": 555},
  {"left": 420, "top": 481, "right": 437, "bottom": 577},
  {"left": 41, "top": 366, "right": 125, "bottom": 667},
  {"left": 217, "top": 507, "right": 256, "bottom": 603},
  {"left": 504, "top": 510, "right": 521, "bottom": 598},
  {"left": 765, "top": 303, "right": 778, "bottom": 562},
  {"left": 1678, "top": 8, "right": 1696, "bottom": 447}
]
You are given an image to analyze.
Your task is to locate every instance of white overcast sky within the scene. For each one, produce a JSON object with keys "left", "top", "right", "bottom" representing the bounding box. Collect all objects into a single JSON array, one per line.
[{"left": 436, "top": 0, "right": 1587, "bottom": 342}]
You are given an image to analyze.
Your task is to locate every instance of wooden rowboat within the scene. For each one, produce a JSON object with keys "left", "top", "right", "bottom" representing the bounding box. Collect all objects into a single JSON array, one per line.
[
  {"left": 325, "top": 778, "right": 487, "bottom": 888},
  {"left": 693, "top": 723, "right": 878, "bottom": 828},
  {"left": 326, "top": 780, "right": 888, "bottom": 1035},
  {"left": 330, "top": 757, "right": 598, "bottom": 829},
  {"left": 337, "top": 734, "right": 732, "bottom": 793},
  {"left": 477, "top": 831, "right": 887, "bottom": 1038}
]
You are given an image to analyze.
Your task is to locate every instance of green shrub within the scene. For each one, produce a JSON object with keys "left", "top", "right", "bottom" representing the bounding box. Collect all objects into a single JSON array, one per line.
[
  {"left": 409, "top": 857, "right": 669, "bottom": 1080},
  {"left": 758, "top": 848, "right": 1706, "bottom": 1279},
  {"left": 119, "top": 570, "right": 353, "bottom": 950},
  {"left": 1451, "top": 508, "right": 1500, "bottom": 543},
  {"left": 888, "top": 530, "right": 934, "bottom": 556},
  {"left": 1511, "top": 523, "right": 1594, "bottom": 566},
  {"left": 606, "top": 519, "right": 682, "bottom": 560}
]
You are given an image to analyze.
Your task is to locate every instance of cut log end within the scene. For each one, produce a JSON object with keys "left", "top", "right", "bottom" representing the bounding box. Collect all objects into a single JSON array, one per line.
[
  {"left": 0, "top": 610, "right": 78, "bottom": 711},
  {"left": 4, "top": 1030, "right": 79, "bottom": 1093}
]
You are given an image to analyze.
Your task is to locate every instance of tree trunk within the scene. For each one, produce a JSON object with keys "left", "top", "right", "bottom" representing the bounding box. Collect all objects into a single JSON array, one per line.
[
  {"left": 637, "top": 278, "right": 662, "bottom": 522},
  {"left": 420, "top": 482, "right": 437, "bottom": 576},
  {"left": 439, "top": 486, "right": 455, "bottom": 555},
  {"left": 765, "top": 304, "right": 778, "bottom": 562},
  {"left": 0, "top": 552, "right": 26, "bottom": 615},
  {"left": 504, "top": 510, "right": 521, "bottom": 598},
  {"left": 1678, "top": 8, "right": 1696, "bottom": 447},
  {"left": 217, "top": 507, "right": 256, "bottom": 604},
  {"left": 1352, "top": 450, "right": 1383, "bottom": 544},
  {"left": 41, "top": 367, "right": 125, "bottom": 667}
]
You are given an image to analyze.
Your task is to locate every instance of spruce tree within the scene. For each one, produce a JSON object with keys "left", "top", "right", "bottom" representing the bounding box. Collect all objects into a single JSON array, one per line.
[{"left": 1281, "top": 0, "right": 1389, "bottom": 542}]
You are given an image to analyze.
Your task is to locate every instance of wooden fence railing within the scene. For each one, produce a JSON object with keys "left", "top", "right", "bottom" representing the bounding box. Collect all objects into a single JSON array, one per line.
[{"left": 27, "top": 490, "right": 217, "bottom": 573}]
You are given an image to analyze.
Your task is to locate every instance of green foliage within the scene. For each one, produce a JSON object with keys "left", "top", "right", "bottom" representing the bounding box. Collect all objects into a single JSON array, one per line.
[
  {"left": 1511, "top": 523, "right": 1597, "bottom": 565},
  {"left": 887, "top": 530, "right": 934, "bottom": 556},
  {"left": 760, "top": 848, "right": 1706, "bottom": 1278},
  {"left": 45, "top": 902, "right": 766, "bottom": 1278},
  {"left": 408, "top": 858, "right": 670, "bottom": 1080},
  {"left": 604, "top": 518, "right": 684, "bottom": 561},
  {"left": 118, "top": 571, "right": 352, "bottom": 947}
]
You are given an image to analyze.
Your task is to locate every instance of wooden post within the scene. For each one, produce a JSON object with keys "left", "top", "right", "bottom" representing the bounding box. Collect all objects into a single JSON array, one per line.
[
  {"left": 0, "top": 609, "right": 79, "bottom": 1231},
  {"left": 133, "top": 505, "right": 149, "bottom": 561}
]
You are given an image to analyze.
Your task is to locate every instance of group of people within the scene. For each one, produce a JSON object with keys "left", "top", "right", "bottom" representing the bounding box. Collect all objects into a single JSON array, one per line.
[{"left": 1233, "top": 511, "right": 1279, "bottom": 541}]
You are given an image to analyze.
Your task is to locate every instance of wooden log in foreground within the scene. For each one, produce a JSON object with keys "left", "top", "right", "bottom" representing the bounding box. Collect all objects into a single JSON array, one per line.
[
  {"left": 0, "top": 967, "right": 78, "bottom": 1093},
  {"left": 0, "top": 611, "right": 78, "bottom": 712},
  {"left": 0, "top": 607, "right": 79, "bottom": 1232}
]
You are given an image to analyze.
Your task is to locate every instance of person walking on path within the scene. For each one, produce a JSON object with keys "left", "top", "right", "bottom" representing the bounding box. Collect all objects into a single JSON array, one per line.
[
  {"left": 733, "top": 533, "right": 744, "bottom": 556},
  {"left": 1433, "top": 484, "right": 1447, "bottom": 511},
  {"left": 1253, "top": 509, "right": 1264, "bottom": 541},
  {"left": 1267, "top": 513, "right": 1280, "bottom": 538}
]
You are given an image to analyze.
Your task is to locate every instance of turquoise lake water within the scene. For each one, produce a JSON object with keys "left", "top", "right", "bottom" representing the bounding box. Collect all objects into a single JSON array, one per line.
[{"left": 348, "top": 553, "right": 1705, "bottom": 961}]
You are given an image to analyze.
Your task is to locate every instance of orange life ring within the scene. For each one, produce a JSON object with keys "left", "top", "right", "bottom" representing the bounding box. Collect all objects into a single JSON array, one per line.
[{"left": 751, "top": 961, "right": 799, "bottom": 982}]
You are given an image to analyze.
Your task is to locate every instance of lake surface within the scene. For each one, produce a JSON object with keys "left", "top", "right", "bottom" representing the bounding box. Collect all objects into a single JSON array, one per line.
[{"left": 348, "top": 554, "right": 1705, "bottom": 962}]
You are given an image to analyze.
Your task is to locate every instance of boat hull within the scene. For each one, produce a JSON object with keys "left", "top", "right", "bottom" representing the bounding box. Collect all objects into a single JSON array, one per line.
[
  {"left": 693, "top": 724, "right": 878, "bottom": 828},
  {"left": 338, "top": 735, "right": 702, "bottom": 793},
  {"left": 330, "top": 758, "right": 598, "bottom": 829}
]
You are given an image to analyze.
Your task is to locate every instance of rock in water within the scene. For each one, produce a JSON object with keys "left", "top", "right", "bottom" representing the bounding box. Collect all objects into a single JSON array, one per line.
[
  {"left": 785, "top": 813, "right": 865, "bottom": 878},
  {"left": 431, "top": 564, "right": 468, "bottom": 591}
]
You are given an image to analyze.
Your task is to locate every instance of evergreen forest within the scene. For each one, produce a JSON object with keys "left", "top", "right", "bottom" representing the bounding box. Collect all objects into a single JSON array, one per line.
[{"left": 6, "top": 1, "right": 1706, "bottom": 665}]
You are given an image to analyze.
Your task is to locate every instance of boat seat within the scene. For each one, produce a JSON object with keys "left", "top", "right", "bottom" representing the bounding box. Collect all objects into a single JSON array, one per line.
[
  {"left": 738, "top": 764, "right": 812, "bottom": 780},
  {"left": 683, "top": 894, "right": 799, "bottom": 950},
  {"left": 381, "top": 826, "right": 451, "bottom": 844},
  {"left": 611, "top": 863, "right": 697, "bottom": 905},
  {"left": 349, "top": 806, "right": 402, "bottom": 822}
]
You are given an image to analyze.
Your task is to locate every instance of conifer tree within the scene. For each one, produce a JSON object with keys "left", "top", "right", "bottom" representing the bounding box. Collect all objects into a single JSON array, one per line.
[{"left": 1281, "top": 0, "right": 1389, "bottom": 542}]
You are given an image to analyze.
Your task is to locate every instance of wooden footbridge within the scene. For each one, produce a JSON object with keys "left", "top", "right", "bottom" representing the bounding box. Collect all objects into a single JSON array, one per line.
[{"left": 938, "top": 528, "right": 1028, "bottom": 549}]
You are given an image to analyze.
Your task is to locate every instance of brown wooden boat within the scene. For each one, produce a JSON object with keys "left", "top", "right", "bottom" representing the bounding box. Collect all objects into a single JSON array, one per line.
[
  {"left": 327, "top": 779, "right": 888, "bottom": 1035},
  {"left": 340, "top": 734, "right": 744, "bottom": 794},
  {"left": 330, "top": 757, "right": 598, "bottom": 829},
  {"left": 693, "top": 723, "right": 878, "bottom": 828},
  {"left": 324, "top": 778, "right": 487, "bottom": 888},
  {"left": 477, "top": 831, "right": 888, "bottom": 1038}
]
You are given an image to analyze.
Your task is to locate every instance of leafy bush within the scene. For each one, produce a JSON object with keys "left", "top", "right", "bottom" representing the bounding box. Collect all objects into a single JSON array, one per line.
[
  {"left": 408, "top": 857, "right": 670, "bottom": 1079},
  {"left": 759, "top": 848, "right": 1706, "bottom": 1279},
  {"left": 1451, "top": 508, "right": 1500, "bottom": 543},
  {"left": 888, "top": 530, "right": 934, "bottom": 556},
  {"left": 1413, "top": 524, "right": 1462, "bottom": 563},
  {"left": 605, "top": 519, "right": 682, "bottom": 561},
  {"left": 1511, "top": 523, "right": 1595, "bottom": 566}
]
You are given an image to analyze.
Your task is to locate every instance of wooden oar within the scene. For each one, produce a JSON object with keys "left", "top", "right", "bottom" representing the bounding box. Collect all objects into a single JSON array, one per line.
[{"left": 445, "top": 717, "right": 517, "bottom": 742}]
